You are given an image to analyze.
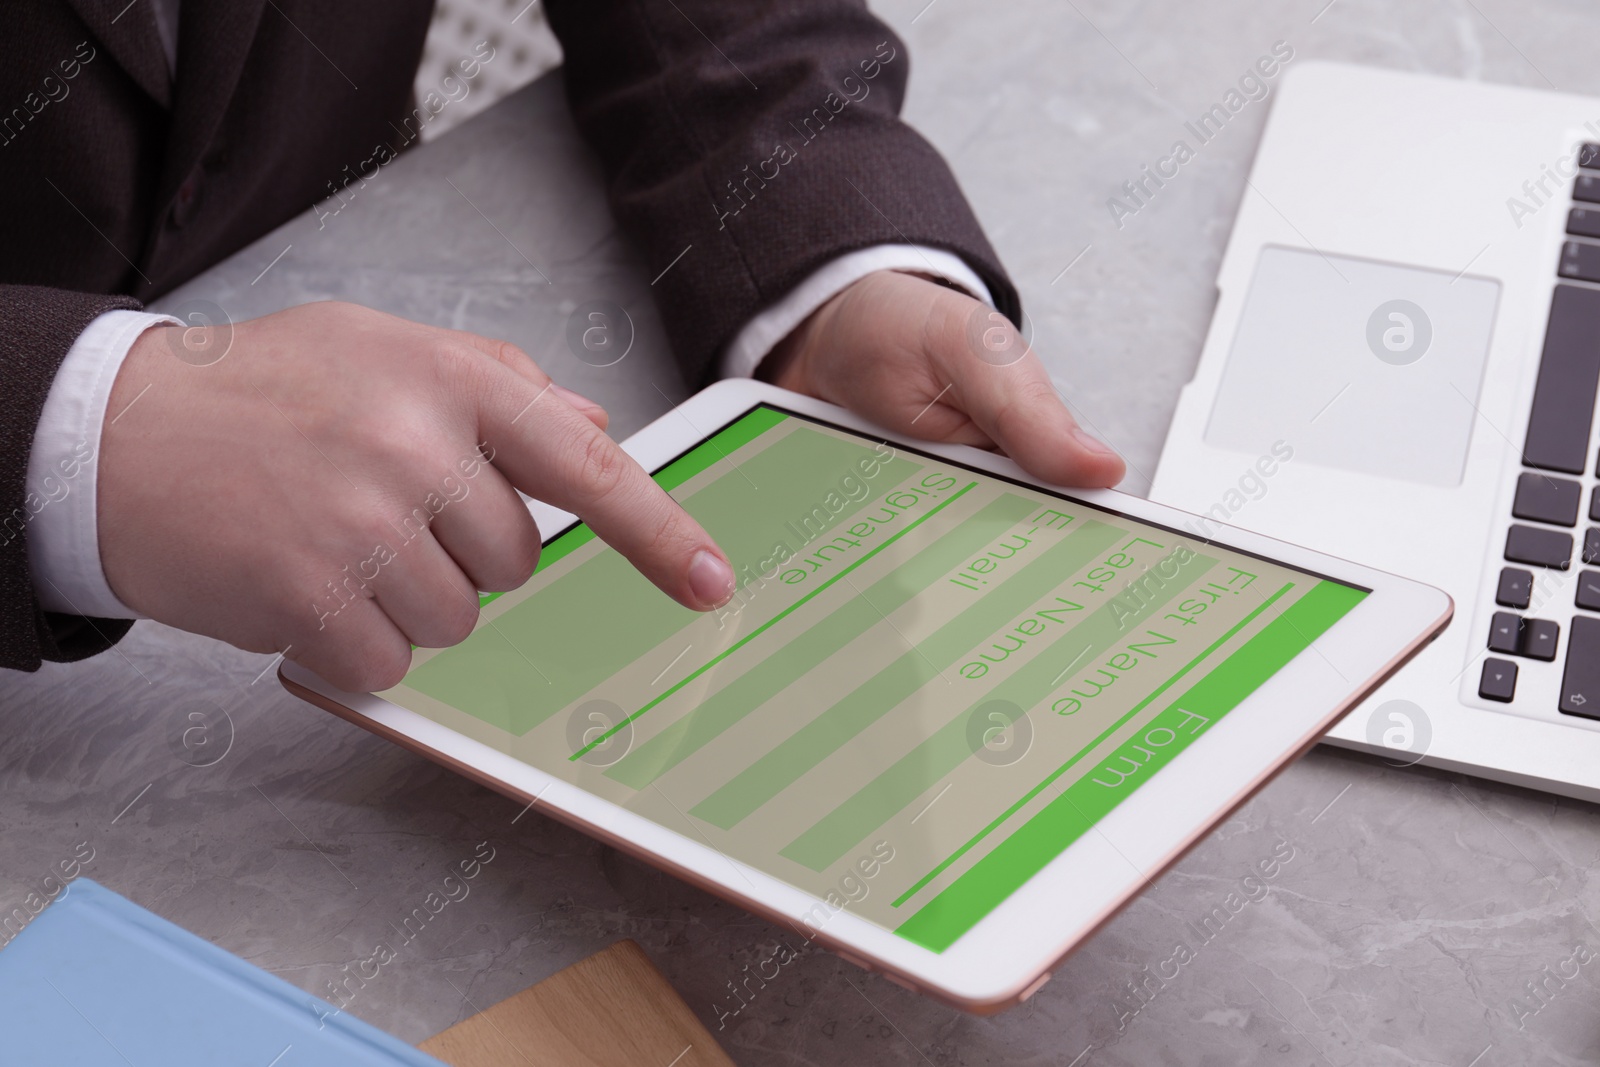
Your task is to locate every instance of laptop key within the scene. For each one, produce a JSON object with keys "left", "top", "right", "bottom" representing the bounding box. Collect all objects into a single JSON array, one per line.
[
  {"left": 1578, "top": 175, "right": 1600, "bottom": 203},
  {"left": 1572, "top": 208, "right": 1600, "bottom": 239},
  {"left": 1496, "top": 567, "right": 1533, "bottom": 609},
  {"left": 1559, "top": 241, "right": 1600, "bottom": 282},
  {"left": 1506, "top": 524, "right": 1573, "bottom": 569},
  {"left": 1578, "top": 570, "right": 1600, "bottom": 612},
  {"left": 1559, "top": 616, "right": 1600, "bottom": 718},
  {"left": 1587, "top": 528, "right": 1600, "bottom": 565},
  {"left": 1489, "top": 611, "right": 1561, "bottom": 659},
  {"left": 1571, "top": 208, "right": 1600, "bottom": 239},
  {"left": 1523, "top": 285, "right": 1600, "bottom": 474},
  {"left": 1479, "top": 658, "right": 1518, "bottom": 703},
  {"left": 1582, "top": 143, "right": 1600, "bottom": 170},
  {"left": 1489, "top": 611, "right": 1522, "bottom": 654},
  {"left": 1523, "top": 618, "right": 1560, "bottom": 661},
  {"left": 1592, "top": 486, "right": 1600, "bottom": 523},
  {"left": 1513, "top": 472, "right": 1582, "bottom": 526}
]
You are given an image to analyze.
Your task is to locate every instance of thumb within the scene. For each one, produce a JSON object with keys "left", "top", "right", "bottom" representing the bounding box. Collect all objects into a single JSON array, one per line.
[{"left": 942, "top": 340, "right": 1125, "bottom": 487}]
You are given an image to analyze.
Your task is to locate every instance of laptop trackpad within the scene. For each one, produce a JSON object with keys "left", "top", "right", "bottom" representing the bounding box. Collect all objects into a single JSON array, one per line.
[{"left": 1203, "top": 247, "right": 1500, "bottom": 487}]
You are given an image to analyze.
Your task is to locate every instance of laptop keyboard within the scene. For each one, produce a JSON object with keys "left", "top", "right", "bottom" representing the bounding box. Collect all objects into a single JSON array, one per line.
[{"left": 1481, "top": 143, "right": 1600, "bottom": 717}]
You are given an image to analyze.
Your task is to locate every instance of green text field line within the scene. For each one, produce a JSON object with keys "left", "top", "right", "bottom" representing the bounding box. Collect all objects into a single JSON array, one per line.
[
  {"left": 604, "top": 492, "right": 1040, "bottom": 790},
  {"left": 778, "top": 549, "right": 1215, "bottom": 872},
  {"left": 698, "top": 521, "right": 1127, "bottom": 833}
]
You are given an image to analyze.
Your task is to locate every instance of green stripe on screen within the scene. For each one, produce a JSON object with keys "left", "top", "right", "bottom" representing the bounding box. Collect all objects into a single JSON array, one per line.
[
  {"left": 569, "top": 481, "right": 980, "bottom": 760},
  {"left": 892, "top": 578, "right": 1366, "bottom": 953},
  {"left": 775, "top": 549, "right": 1215, "bottom": 871},
  {"left": 604, "top": 492, "right": 1042, "bottom": 790},
  {"left": 655, "top": 405, "right": 789, "bottom": 493}
]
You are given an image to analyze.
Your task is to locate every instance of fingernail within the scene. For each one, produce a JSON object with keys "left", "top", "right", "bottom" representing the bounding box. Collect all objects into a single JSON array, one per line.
[
  {"left": 688, "top": 550, "right": 736, "bottom": 608},
  {"left": 1072, "top": 427, "right": 1117, "bottom": 455},
  {"left": 550, "top": 383, "right": 596, "bottom": 408}
]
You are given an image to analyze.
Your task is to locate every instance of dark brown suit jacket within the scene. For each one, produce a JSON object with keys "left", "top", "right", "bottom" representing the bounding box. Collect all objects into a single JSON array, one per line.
[{"left": 0, "top": 0, "right": 1019, "bottom": 671}]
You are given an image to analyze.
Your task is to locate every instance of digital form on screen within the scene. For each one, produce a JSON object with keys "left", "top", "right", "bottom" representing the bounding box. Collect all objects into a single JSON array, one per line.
[{"left": 379, "top": 405, "right": 1366, "bottom": 953}]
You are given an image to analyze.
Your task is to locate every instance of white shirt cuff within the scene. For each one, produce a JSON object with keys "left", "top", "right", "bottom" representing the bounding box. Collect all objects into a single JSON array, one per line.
[
  {"left": 718, "top": 244, "right": 994, "bottom": 379},
  {"left": 29, "top": 309, "right": 177, "bottom": 619}
]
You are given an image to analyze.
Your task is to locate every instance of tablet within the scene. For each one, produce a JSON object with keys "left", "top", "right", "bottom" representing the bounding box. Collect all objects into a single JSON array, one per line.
[{"left": 281, "top": 379, "right": 1451, "bottom": 1012}]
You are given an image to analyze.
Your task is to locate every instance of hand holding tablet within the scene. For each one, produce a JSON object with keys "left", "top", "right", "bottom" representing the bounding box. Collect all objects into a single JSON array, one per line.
[
  {"left": 762, "top": 270, "right": 1126, "bottom": 489},
  {"left": 284, "top": 381, "right": 1450, "bottom": 1011}
]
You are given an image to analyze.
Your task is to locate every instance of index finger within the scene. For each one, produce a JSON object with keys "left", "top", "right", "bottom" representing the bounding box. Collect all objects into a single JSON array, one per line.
[{"left": 476, "top": 365, "right": 736, "bottom": 611}]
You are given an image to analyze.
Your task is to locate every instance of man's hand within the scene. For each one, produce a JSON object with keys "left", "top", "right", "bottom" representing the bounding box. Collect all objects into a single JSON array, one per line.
[
  {"left": 763, "top": 271, "right": 1125, "bottom": 488},
  {"left": 98, "top": 301, "right": 736, "bottom": 692}
]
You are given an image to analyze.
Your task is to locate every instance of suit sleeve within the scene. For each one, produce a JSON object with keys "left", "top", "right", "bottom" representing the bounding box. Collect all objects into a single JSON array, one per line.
[
  {"left": 544, "top": 0, "right": 1021, "bottom": 387},
  {"left": 0, "top": 284, "right": 140, "bottom": 670}
]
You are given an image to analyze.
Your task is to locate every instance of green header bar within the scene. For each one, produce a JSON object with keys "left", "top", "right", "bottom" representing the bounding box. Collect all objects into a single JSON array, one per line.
[{"left": 893, "top": 578, "right": 1365, "bottom": 952}]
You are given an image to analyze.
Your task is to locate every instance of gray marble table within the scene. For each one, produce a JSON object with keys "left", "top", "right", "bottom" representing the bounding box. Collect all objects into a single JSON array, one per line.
[{"left": 8, "top": 1, "right": 1600, "bottom": 1064}]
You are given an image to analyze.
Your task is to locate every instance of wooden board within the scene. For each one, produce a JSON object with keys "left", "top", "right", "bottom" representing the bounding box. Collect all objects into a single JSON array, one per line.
[{"left": 419, "top": 940, "right": 737, "bottom": 1067}]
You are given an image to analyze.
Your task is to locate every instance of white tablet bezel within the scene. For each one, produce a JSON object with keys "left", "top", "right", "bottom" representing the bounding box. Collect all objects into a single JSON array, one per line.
[{"left": 281, "top": 379, "right": 1451, "bottom": 1012}]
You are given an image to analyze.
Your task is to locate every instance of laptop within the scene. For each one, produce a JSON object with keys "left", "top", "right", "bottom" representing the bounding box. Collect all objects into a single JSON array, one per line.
[{"left": 1150, "top": 61, "right": 1600, "bottom": 799}]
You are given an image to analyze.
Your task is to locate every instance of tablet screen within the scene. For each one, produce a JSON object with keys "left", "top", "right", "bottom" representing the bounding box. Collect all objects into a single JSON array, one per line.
[{"left": 380, "top": 404, "right": 1366, "bottom": 952}]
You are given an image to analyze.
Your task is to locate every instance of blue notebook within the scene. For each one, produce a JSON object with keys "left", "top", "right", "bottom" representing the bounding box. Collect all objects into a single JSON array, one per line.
[{"left": 0, "top": 879, "right": 447, "bottom": 1066}]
